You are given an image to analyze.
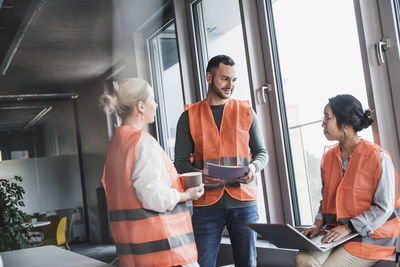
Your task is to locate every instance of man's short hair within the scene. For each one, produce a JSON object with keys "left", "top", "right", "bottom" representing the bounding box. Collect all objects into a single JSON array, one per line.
[{"left": 206, "top": 55, "right": 235, "bottom": 73}]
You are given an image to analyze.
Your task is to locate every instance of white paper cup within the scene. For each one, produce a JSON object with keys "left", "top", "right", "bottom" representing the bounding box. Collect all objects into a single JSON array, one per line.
[{"left": 180, "top": 172, "right": 202, "bottom": 190}]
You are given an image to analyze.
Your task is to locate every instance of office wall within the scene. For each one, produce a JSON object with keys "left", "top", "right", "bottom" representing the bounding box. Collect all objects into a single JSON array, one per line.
[
  {"left": 0, "top": 158, "right": 39, "bottom": 211},
  {"left": 0, "top": 131, "right": 35, "bottom": 160},
  {"left": 35, "top": 101, "right": 78, "bottom": 158},
  {"left": 0, "top": 155, "right": 83, "bottom": 214}
]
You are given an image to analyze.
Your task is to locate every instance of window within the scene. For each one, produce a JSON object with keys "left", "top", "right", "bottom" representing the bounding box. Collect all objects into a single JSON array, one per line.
[
  {"left": 10, "top": 150, "right": 29, "bottom": 160},
  {"left": 192, "top": 0, "right": 252, "bottom": 101},
  {"left": 149, "top": 22, "right": 184, "bottom": 159},
  {"left": 376, "top": 0, "right": 400, "bottom": 160},
  {"left": 267, "top": 0, "right": 373, "bottom": 225},
  {"left": 395, "top": 0, "right": 400, "bottom": 37},
  {"left": 191, "top": 0, "right": 267, "bottom": 223}
]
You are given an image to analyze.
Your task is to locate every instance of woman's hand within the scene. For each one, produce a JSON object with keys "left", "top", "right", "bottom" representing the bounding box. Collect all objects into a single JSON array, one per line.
[
  {"left": 302, "top": 220, "right": 324, "bottom": 239},
  {"left": 321, "top": 224, "right": 351, "bottom": 243},
  {"left": 302, "top": 226, "right": 321, "bottom": 239},
  {"left": 180, "top": 184, "right": 204, "bottom": 202},
  {"left": 237, "top": 164, "right": 256, "bottom": 184},
  {"left": 302, "top": 220, "right": 323, "bottom": 238}
]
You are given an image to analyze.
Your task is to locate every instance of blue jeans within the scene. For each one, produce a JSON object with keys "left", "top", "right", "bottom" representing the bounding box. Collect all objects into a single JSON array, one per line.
[{"left": 192, "top": 205, "right": 259, "bottom": 267}]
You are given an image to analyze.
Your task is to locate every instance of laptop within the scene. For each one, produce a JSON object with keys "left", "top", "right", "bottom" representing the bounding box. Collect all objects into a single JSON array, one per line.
[{"left": 247, "top": 223, "right": 359, "bottom": 252}]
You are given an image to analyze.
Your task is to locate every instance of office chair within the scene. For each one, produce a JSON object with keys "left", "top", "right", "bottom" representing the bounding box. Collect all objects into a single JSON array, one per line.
[
  {"left": 66, "top": 214, "right": 75, "bottom": 250},
  {"left": 40, "top": 215, "right": 60, "bottom": 246},
  {"left": 56, "top": 216, "right": 68, "bottom": 250}
]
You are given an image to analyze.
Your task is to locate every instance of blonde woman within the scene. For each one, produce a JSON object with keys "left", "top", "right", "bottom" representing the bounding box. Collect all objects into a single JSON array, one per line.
[{"left": 100, "top": 78, "right": 204, "bottom": 267}]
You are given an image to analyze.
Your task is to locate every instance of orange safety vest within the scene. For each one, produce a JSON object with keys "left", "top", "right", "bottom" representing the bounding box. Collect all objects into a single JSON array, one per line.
[
  {"left": 321, "top": 139, "right": 400, "bottom": 260},
  {"left": 186, "top": 99, "right": 257, "bottom": 206},
  {"left": 101, "top": 126, "right": 197, "bottom": 267}
]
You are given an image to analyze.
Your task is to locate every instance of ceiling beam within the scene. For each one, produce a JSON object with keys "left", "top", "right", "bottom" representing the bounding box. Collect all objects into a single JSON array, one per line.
[
  {"left": 0, "top": 0, "right": 45, "bottom": 75},
  {"left": 23, "top": 106, "right": 52, "bottom": 130},
  {"left": 0, "top": 105, "right": 50, "bottom": 110},
  {"left": 0, "top": 93, "right": 78, "bottom": 102}
]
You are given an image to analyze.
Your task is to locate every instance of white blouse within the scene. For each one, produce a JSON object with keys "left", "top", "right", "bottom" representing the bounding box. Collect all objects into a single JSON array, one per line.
[{"left": 131, "top": 132, "right": 180, "bottom": 213}]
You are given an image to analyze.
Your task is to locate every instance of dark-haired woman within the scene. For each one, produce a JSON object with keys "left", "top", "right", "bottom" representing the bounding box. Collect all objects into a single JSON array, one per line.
[{"left": 296, "top": 94, "right": 400, "bottom": 267}]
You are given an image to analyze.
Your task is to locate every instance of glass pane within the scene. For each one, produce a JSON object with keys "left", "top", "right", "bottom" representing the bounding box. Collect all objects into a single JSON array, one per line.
[
  {"left": 149, "top": 23, "right": 184, "bottom": 160},
  {"left": 10, "top": 150, "right": 29, "bottom": 160},
  {"left": 192, "top": 0, "right": 267, "bottom": 223},
  {"left": 271, "top": 0, "right": 373, "bottom": 225},
  {"left": 396, "top": 0, "right": 400, "bottom": 38},
  {"left": 193, "top": 0, "right": 251, "bottom": 101}
]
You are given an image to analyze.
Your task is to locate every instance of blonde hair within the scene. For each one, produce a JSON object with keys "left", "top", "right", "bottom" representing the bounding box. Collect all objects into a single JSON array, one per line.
[{"left": 99, "top": 78, "right": 152, "bottom": 120}]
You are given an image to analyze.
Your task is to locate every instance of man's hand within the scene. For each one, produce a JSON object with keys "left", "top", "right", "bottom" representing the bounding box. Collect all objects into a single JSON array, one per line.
[
  {"left": 236, "top": 164, "right": 256, "bottom": 184},
  {"left": 202, "top": 171, "right": 223, "bottom": 188}
]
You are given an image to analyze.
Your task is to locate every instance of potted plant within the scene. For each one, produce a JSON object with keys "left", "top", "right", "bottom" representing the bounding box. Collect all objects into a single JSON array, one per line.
[{"left": 0, "top": 176, "right": 32, "bottom": 251}]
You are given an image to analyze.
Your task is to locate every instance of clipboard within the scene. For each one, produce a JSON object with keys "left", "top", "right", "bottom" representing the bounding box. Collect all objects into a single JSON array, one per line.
[{"left": 206, "top": 162, "right": 248, "bottom": 182}]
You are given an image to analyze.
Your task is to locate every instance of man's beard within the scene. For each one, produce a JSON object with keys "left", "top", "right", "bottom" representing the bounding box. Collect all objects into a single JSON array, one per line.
[{"left": 210, "top": 77, "right": 231, "bottom": 99}]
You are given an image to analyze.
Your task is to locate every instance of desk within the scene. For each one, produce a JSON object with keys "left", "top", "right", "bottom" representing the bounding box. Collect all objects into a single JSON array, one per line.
[
  {"left": 0, "top": 245, "right": 112, "bottom": 267},
  {"left": 29, "top": 221, "right": 51, "bottom": 244},
  {"left": 32, "top": 221, "right": 51, "bottom": 228}
]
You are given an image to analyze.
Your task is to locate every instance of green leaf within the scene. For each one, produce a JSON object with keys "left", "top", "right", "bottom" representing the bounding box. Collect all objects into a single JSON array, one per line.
[{"left": 0, "top": 176, "right": 31, "bottom": 251}]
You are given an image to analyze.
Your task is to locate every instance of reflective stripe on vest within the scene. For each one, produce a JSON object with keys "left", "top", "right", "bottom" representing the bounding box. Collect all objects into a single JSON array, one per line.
[
  {"left": 116, "top": 232, "right": 195, "bottom": 255},
  {"left": 187, "top": 99, "right": 256, "bottom": 206},
  {"left": 102, "top": 127, "right": 197, "bottom": 267},
  {"left": 109, "top": 202, "right": 188, "bottom": 222},
  {"left": 321, "top": 140, "right": 400, "bottom": 260},
  {"left": 323, "top": 206, "right": 400, "bottom": 225},
  {"left": 349, "top": 236, "right": 397, "bottom": 247}
]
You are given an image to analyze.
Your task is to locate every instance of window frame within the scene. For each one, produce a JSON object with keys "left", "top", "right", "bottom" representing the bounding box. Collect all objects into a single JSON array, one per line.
[
  {"left": 172, "top": 0, "right": 400, "bottom": 227},
  {"left": 255, "top": 0, "right": 400, "bottom": 225},
  {"left": 0, "top": 145, "right": 7, "bottom": 161},
  {"left": 262, "top": 0, "right": 302, "bottom": 226},
  {"left": 147, "top": 20, "right": 176, "bottom": 153},
  {"left": 354, "top": 0, "right": 400, "bottom": 169},
  {"left": 191, "top": 0, "right": 209, "bottom": 98},
  {"left": 376, "top": 0, "right": 400, "bottom": 169},
  {"left": 184, "top": 0, "right": 273, "bottom": 223},
  {"left": 129, "top": 0, "right": 182, "bottom": 153}
]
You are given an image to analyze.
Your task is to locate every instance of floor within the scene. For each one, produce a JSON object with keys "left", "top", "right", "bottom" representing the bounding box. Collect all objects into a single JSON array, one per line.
[
  {"left": 70, "top": 242, "right": 118, "bottom": 266},
  {"left": 68, "top": 242, "right": 397, "bottom": 267}
]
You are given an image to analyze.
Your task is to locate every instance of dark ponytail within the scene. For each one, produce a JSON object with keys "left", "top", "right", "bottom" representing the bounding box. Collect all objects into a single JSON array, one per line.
[
  {"left": 329, "top": 94, "right": 373, "bottom": 132},
  {"left": 361, "top": 109, "right": 374, "bottom": 130}
]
